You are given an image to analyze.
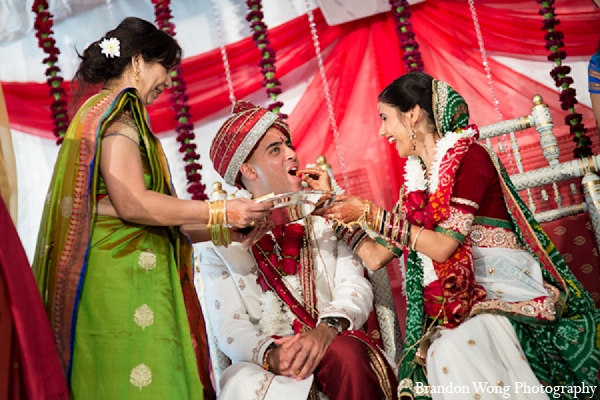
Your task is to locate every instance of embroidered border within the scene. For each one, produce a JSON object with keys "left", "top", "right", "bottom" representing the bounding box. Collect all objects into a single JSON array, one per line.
[
  {"left": 466, "top": 224, "right": 525, "bottom": 250},
  {"left": 436, "top": 206, "right": 474, "bottom": 239},
  {"left": 470, "top": 283, "right": 560, "bottom": 322}
]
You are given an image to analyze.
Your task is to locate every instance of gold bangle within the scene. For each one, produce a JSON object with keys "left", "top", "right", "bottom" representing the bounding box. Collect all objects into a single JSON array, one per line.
[
  {"left": 411, "top": 226, "right": 425, "bottom": 251},
  {"left": 221, "top": 225, "right": 231, "bottom": 248},
  {"left": 205, "top": 200, "right": 213, "bottom": 227}
]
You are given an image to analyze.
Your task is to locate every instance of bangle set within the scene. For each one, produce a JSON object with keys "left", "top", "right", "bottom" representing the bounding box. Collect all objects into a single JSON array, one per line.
[
  {"left": 335, "top": 224, "right": 369, "bottom": 251},
  {"left": 337, "top": 201, "right": 426, "bottom": 252},
  {"left": 206, "top": 200, "right": 232, "bottom": 247},
  {"left": 371, "top": 207, "right": 414, "bottom": 249}
]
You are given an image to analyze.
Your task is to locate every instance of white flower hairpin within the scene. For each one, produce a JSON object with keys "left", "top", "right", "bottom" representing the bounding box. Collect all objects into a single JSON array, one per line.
[{"left": 99, "top": 37, "right": 120, "bottom": 58}]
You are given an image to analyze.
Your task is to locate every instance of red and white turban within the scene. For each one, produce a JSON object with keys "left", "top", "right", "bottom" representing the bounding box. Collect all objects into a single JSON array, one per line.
[{"left": 210, "top": 100, "right": 291, "bottom": 187}]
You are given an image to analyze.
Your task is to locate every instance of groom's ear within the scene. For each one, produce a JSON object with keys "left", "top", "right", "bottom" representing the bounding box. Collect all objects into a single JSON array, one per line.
[{"left": 240, "top": 163, "right": 258, "bottom": 182}]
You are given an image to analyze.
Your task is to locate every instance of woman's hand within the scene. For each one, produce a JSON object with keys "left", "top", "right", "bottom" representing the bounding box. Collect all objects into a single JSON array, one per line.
[
  {"left": 314, "top": 194, "right": 367, "bottom": 225},
  {"left": 226, "top": 198, "right": 273, "bottom": 229},
  {"left": 297, "top": 168, "right": 332, "bottom": 192},
  {"left": 230, "top": 220, "right": 274, "bottom": 247}
]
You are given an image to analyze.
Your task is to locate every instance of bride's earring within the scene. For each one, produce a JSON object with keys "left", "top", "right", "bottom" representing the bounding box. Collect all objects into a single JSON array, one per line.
[
  {"left": 409, "top": 129, "right": 417, "bottom": 151},
  {"left": 134, "top": 69, "right": 140, "bottom": 83}
]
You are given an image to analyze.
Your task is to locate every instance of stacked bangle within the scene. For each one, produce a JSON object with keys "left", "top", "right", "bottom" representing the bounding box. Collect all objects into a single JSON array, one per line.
[
  {"left": 335, "top": 224, "right": 369, "bottom": 252},
  {"left": 398, "top": 220, "right": 409, "bottom": 248},
  {"left": 206, "top": 200, "right": 232, "bottom": 247}
]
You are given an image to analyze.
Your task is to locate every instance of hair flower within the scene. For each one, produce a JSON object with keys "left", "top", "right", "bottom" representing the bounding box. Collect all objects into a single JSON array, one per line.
[{"left": 99, "top": 37, "right": 120, "bottom": 58}]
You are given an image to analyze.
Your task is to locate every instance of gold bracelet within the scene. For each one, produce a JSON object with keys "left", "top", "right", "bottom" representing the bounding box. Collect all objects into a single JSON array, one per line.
[
  {"left": 205, "top": 200, "right": 213, "bottom": 227},
  {"left": 221, "top": 225, "right": 232, "bottom": 248}
]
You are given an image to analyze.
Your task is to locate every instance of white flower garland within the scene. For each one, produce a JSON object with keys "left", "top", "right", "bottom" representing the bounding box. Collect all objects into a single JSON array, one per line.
[
  {"left": 258, "top": 265, "right": 303, "bottom": 337},
  {"left": 402, "top": 127, "right": 477, "bottom": 288},
  {"left": 234, "top": 188, "right": 253, "bottom": 199}
]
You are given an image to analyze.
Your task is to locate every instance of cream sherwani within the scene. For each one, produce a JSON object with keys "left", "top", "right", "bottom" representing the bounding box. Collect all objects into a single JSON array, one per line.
[{"left": 195, "top": 216, "right": 374, "bottom": 400}]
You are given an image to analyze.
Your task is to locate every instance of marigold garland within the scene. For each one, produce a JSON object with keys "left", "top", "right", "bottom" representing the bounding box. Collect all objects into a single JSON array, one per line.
[
  {"left": 389, "top": 0, "right": 423, "bottom": 73},
  {"left": 537, "top": 0, "right": 592, "bottom": 159},
  {"left": 245, "top": 0, "right": 286, "bottom": 117},
  {"left": 152, "top": 0, "right": 207, "bottom": 200},
  {"left": 32, "top": 0, "right": 69, "bottom": 145}
]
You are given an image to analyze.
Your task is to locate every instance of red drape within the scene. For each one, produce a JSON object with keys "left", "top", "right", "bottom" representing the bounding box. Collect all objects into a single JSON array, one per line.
[
  {"left": 2, "top": 10, "right": 341, "bottom": 138},
  {"left": 3, "top": 2, "right": 598, "bottom": 139},
  {"left": 0, "top": 197, "right": 70, "bottom": 400},
  {"left": 2, "top": 1, "right": 599, "bottom": 209}
]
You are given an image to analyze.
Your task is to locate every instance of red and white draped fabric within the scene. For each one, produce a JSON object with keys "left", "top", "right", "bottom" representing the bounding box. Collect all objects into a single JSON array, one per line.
[{"left": 3, "top": 2, "right": 598, "bottom": 204}]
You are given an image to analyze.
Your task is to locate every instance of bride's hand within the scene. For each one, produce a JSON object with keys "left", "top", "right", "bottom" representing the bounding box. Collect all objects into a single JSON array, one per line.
[
  {"left": 313, "top": 194, "right": 367, "bottom": 225},
  {"left": 297, "top": 168, "right": 332, "bottom": 192}
]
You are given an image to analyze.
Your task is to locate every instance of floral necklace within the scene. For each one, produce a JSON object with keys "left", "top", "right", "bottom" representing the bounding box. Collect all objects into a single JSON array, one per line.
[
  {"left": 402, "top": 126, "right": 478, "bottom": 228},
  {"left": 252, "top": 223, "right": 318, "bottom": 336},
  {"left": 252, "top": 223, "right": 305, "bottom": 283}
]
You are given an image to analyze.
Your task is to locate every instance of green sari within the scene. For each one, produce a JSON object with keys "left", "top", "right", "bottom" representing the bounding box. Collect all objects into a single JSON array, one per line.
[{"left": 33, "top": 89, "right": 212, "bottom": 399}]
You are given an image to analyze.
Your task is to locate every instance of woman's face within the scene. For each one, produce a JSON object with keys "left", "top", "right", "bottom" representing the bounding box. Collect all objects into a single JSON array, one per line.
[
  {"left": 378, "top": 102, "right": 413, "bottom": 158},
  {"left": 136, "top": 59, "right": 172, "bottom": 105}
]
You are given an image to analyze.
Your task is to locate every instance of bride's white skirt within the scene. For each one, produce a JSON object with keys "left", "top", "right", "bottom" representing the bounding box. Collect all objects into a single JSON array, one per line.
[{"left": 424, "top": 247, "right": 551, "bottom": 399}]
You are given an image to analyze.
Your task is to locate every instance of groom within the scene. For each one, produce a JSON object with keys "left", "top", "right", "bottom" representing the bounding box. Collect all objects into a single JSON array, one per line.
[{"left": 196, "top": 100, "right": 397, "bottom": 400}]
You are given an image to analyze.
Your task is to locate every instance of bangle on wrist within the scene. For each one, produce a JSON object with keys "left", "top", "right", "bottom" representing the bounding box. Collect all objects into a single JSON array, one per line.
[
  {"left": 411, "top": 226, "right": 425, "bottom": 250},
  {"left": 262, "top": 343, "right": 276, "bottom": 371}
]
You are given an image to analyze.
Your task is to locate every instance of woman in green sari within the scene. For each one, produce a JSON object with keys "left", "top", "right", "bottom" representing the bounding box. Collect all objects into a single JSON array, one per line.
[{"left": 33, "top": 17, "right": 271, "bottom": 400}]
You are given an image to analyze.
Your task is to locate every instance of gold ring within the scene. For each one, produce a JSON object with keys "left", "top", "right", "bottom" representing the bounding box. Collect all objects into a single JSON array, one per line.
[
  {"left": 250, "top": 221, "right": 255, "bottom": 226},
  {"left": 253, "top": 239, "right": 259, "bottom": 244},
  {"left": 295, "top": 369, "right": 301, "bottom": 375}
]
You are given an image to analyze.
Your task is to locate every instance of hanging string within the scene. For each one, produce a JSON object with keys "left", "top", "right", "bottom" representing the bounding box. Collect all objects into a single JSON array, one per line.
[
  {"left": 210, "top": 0, "right": 236, "bottom": 107},
  {"left": 105, "top": 0, "right": 115, "bottom": 28},
  {"left": 245, "top": 0, "right": 286, "bottom": 116},
  {"left": 304, "top": 2, "right": 350, "bottom": 191},
  {"left": 468, "top": 0, "right": 518, "bottom": 176}
]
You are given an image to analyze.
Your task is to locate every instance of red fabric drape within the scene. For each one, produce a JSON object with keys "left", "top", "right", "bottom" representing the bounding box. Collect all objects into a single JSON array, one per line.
[
  {"left": 2, "top": 1, "right": 600, "bottom": 210},
  {"left": 0, "top": 197, "right": 70, "bottom": 400},
  {"left": 3, "top": 2, "right": 599, "bottom": 139},
  {"left": 2, "top": 10, "right": 340, "bottom": 139}
]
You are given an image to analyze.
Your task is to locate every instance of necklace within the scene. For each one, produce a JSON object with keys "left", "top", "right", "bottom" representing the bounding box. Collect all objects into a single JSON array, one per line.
[{"left": 102, "top": 87, "right": 117, "bottom": 93}]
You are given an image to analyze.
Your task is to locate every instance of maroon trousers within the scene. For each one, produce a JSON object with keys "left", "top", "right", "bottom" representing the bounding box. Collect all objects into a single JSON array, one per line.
[{"left": 314, "top": 335, "right": 398, "bottom": 400}]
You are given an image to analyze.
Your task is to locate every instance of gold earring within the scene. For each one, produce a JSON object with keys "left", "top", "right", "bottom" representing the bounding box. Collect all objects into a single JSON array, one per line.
[
  {"left": 134, "top": 69, "right": 140, "bottom": 83},
  {"left": 409, "top": 129, "right": 417, "bottom": 151}
]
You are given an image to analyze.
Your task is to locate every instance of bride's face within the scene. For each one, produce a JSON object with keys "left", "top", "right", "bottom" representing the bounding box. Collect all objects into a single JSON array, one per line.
[{"left": 377, "top": 102, "right": 413, "bottom": 158}]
